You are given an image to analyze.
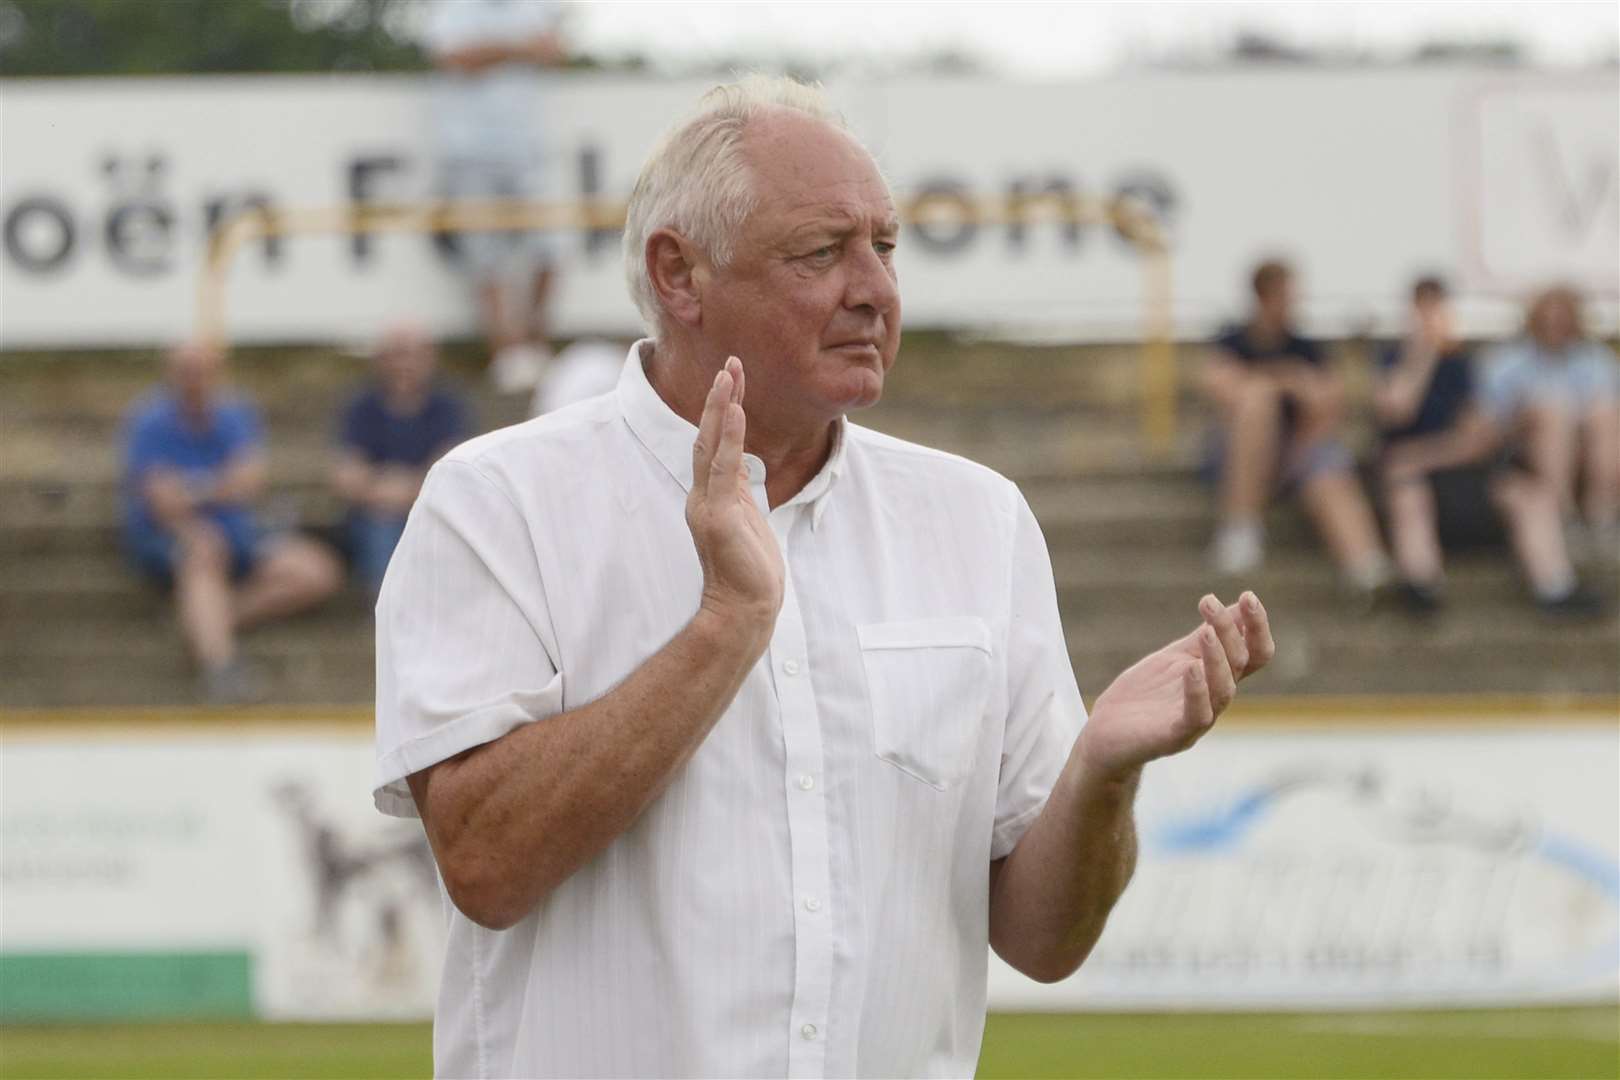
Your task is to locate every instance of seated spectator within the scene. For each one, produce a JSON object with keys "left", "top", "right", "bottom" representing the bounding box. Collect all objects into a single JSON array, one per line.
[
  {"left": 1202, "top": 259, "right": 1392, "bottom": 599},
  {"left": 123, "top": 342, "right": 342, "bottom": 702},
  {"left": 1375, "top": 277, "right": 1601, "bottom": 616},
  {"left": 1480, "top": 285, "right": 1620, "bottom": 561},
  {"left": 331, "top": 322, "right": 469, "bottom": 593}
]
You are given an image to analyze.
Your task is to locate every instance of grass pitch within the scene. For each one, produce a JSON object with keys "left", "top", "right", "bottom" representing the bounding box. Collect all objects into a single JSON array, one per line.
[{"left": 0, "top": 1009, "right": 1615, "bottom": 1079}]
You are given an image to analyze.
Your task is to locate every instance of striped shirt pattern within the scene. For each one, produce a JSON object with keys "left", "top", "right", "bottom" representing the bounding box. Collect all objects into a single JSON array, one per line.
[{"left": 374, "top": 341, "right": 1087, "bottom": 1078}]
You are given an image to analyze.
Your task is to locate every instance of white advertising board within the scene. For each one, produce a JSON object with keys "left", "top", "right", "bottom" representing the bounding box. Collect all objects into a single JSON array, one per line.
[
  {"left": 992, "top": 724, "right": 1620, "bottom": 1010},
  {"left": 1, "top": 70, "right": 1615, "bottom": 349},
  {"left": 2, "top": 718, "right": 1615, "bottom": 1019},
  {"left": 0, "top": 726, "right": 442, "bottom": 1020}
]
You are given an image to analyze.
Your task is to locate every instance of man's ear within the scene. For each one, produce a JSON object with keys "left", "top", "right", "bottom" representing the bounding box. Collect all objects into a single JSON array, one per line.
[{"left": 646, "top": 229, "right": 706, "bottom": 330}]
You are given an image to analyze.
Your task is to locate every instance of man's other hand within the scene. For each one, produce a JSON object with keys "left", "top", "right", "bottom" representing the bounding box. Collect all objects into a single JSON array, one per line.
[
  {"left": 1079, "top": 591, "right": 1275, "bottom": 780},
  {"left": 687, "top": 357, "right": 785, "bottom": 637}
]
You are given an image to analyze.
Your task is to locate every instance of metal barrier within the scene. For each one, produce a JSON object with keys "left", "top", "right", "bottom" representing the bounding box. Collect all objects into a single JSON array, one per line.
[{"left": 197, "top": 194, "right": 1175, "bottom": 453}]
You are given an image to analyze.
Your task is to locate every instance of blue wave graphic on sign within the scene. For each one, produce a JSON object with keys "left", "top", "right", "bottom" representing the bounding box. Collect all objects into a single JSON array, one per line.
[{"left": 1151, "top": 766, "right": 1620, "bottom": 902}]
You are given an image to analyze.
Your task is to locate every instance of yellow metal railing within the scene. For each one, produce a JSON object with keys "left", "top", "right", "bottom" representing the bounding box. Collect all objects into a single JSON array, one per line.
[{"left": 197, "top": 195, "right": 1174, "bottom": 453}]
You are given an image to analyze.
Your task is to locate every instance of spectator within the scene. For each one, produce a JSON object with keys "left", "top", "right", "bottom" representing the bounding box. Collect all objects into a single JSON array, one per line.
[
  {"left": 1375, "top": 277, "right": 1600, "bottom": 616},
  {"left": 1202, "top": 260, "right": 1391, "bottom": 598},
  {"left": 424, "top": 0, "right": 565, "bottom": 395},
  {"left": 332, "top": 322, "right": 469, "bottom": 594},
  {"left": 122, "top": 342, "right": 342, "bottom": 702},
  {"left": 1479, "top": 285, "right": 1620, "bottom": 562}
]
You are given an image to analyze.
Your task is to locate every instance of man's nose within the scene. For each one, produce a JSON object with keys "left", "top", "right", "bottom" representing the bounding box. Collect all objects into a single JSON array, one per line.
[{"left": 843, "top": 242, "right": 899, "bottom": 314}]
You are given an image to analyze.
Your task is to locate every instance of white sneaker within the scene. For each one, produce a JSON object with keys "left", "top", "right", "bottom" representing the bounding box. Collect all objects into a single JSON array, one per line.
[
  {"left": 1211, "top": 521, "right": 1264, "bottom": 576},
  {"left": 490, "top": 343, "right": 551, "bottom": 394}
]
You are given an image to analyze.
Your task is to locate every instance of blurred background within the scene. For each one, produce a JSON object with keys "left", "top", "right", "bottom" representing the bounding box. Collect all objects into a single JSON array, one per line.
[{"left": 1, "top": 2, "right": 1616, "bottom": 1077}]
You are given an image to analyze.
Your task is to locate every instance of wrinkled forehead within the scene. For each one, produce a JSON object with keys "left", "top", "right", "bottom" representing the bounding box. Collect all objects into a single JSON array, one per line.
[{"left": 742, "top": 111, "right": 897, "bottom": 234}]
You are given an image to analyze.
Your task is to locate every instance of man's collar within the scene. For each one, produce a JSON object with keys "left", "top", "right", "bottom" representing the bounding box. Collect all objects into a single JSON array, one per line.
[{"left": 616, "top": 339, "right": 847, "bottom": 528}]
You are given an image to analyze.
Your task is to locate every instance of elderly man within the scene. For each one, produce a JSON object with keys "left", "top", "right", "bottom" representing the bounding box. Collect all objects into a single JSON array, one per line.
[{"left": 375, "top": 77, "right": 1273, "bottom": 1078}]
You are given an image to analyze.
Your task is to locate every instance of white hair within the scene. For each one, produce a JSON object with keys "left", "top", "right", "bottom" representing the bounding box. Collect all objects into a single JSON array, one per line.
[{"left": 622, "top": 74, "right": 848, "bottom": 333}]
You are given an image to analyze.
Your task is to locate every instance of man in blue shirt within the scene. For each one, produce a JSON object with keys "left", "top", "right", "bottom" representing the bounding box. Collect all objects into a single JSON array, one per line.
[
  {"left": 1202, "top": 259, "right": 1391, "bottom": 599},
  {"left": 123, "top": 342, "right": 343, "bottom": 700},
  {"left": 1375, "top": 278, "right": 1601, "bottom": 616},
  {"left": 331, "top": 323, "right": 469, "bottom": 593}
]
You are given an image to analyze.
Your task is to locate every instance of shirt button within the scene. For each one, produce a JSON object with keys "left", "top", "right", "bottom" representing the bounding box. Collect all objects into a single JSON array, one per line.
[
  {"left": 797, "top": 774, "right": 815, "bottom": 791},
  {"left": 800, "top": 1023, "right": 818, "bottom": 1040},
  {"left": 804, "top": 896, "right": 821, "bottom": 912},
  {"left": 782, "top": 659, "right": 801, "bottom": 676}
]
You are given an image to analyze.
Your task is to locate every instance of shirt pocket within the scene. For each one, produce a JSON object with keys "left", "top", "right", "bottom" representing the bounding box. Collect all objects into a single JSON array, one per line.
[{"left": 857, "top": 616, "right": 993, "bottom": 791}]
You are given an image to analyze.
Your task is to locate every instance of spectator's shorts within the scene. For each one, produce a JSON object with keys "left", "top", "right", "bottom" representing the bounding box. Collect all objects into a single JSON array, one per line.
[
  {"left": 127, "top": 518, "right": 264, "bottom": 588},
  {"left": 1201, "top": 427, "right": 1354, "bottom": 498},
  {"left": 439, "top": 156, "right": 559, "bottom": 279}
]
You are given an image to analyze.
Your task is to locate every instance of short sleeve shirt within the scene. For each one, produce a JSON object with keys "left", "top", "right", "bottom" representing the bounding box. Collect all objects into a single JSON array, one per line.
[
  {"left": 338, "top": 385, "right": 467, "bottom": 468},
  {"left": 1212, "top": 322, "right": 1324, "bottom": 367},
  {"left": 1378, "top": 344, "right": 1475, "bottom": 443},
  {"left": 121, "top": 391, "right": 263, "bottom": 548},
  {"left": 373, "top": 341, "right": 1087, "bottom": 1078},
  {"left": 1477, "top": 338, "right": 1620, "bottom": 422}
]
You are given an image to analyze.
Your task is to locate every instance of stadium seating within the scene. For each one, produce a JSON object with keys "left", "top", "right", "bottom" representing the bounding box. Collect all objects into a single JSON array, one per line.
[{"left": 2, "top": 339, "right": 1614, "bottom": 707}]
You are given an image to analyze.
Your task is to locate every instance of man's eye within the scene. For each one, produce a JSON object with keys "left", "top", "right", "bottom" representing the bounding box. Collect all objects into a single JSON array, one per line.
[
  {"left": 875, "top": 241, "right": 897, "bottom": 257},
  {"left": 807, "top": 246, "right": 837, "bottom": 260}
]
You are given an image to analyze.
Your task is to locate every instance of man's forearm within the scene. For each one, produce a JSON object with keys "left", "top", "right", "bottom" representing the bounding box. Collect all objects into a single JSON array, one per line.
[
  {"left": 988, "top": 745, "right": 1140, "bottom": 983},
  {"left": 209, "top": 457, "right": 266, "bottom": 504},
  {"left": 1389, "top": 413, "right": 1500, "bottom": 477},
  {"left": 1376, "top": 341, "right": 1441, "bottom": 426},
  {"left": 409, "top": 604, "right": 771, "bottom": 930}
]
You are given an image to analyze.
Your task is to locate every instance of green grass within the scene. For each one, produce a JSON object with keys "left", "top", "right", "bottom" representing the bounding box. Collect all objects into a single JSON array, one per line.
[{"left": 1, "top": 1009, "right": 1615, "bottom": 1079}]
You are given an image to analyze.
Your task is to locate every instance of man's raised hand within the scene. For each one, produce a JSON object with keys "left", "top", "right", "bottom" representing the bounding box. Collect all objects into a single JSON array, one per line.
[
  {"left": 1078, "top": 591, "right": 1275, "bottom": 781},
  {"left": 687, "top": 357, "right": 785, "bottom": 636}
]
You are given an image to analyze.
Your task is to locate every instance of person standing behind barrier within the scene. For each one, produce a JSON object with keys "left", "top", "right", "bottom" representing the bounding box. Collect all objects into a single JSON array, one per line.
[
  {"left": 331, "top": 323, "right": 469, "bottom": 595},
  {"left": 1202, "top": 259, "right": 1392, "bottom": 599},
  {"left": 424, "top": 0, "right": 565, "bottom": 395},
  {"left": 1375, "top": 278, "right": 1600, "bottom": 616},
  {"left": 1478, "top": 285, "right": 1620, "bottom": 566},
  {"left": 122, "top": 343, "right": 342, "bottom": 703}
]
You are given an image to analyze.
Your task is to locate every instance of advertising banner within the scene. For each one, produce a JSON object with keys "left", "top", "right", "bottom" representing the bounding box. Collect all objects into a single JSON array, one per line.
[
  {"left": 2, "top": 717, "right": 1615, "bottom": 1019},
  {"left": 2, "top": 70, "right": 1615, "bottom": 349},
  {"left": 991, "top": 724, "right": 1620, "bottom": 1010},
  {"left": 0, "top": 726, "right": 442, "bottom": 1021}
]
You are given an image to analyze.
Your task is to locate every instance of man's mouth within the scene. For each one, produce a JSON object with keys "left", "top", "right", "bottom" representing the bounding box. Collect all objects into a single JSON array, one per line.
[{"left": 826, "top": 341, "right": 882, "bottom": 357}]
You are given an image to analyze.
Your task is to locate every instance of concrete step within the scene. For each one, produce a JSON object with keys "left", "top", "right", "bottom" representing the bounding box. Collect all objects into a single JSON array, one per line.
[
  {"left": 3, "top": 403, "right": 1201, "bottom": 490},
  {"left": 0, "top": 336, "right": 1220, "bottom": 418},
  {"left": 4, "top": 550, "right": 1612, "bottom": 705},
  {"left": 0, "top": 468, "right": 1231, "bottom": 563},
  {"left": 1072, "top": 644, "right": 1618, "bottom": 698},
  {"left": 4, "top": 622, "right": 1610, "bottom": 708},
  {"left": 8, "top": 542, "right": 1594, "bottom": 625}
]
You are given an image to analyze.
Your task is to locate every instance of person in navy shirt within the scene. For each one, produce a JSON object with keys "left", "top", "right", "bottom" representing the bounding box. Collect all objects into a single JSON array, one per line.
[
  {"left": 1376, "top": 278, "right": 1601, "bottom": 616},
  {"left": 123, "top": 342, "right": 342, "bottom": 701},
  {"left": 1202, "top": 259, "right": 1391, "bottom": 599},
  {"left": 331, "top": 322, "right": 470, "bottom": 592}
]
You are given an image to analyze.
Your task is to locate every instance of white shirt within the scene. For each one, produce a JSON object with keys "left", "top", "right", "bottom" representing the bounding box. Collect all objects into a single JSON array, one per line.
[
  {"left": 424, "top": 0, "right": 561, "bottom": 164},
  {"left": 374, "top": 341, "right": 1087, "bottom": 1079}
]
